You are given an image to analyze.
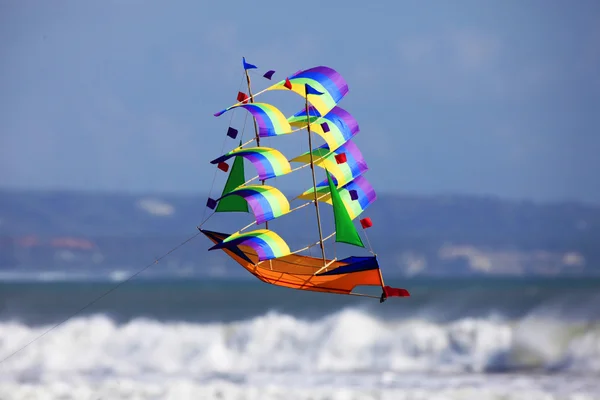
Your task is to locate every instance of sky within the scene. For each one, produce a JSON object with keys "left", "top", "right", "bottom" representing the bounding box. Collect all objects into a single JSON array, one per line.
[{"left": 1, "top": 0, "right": 599, "bottom": 204}]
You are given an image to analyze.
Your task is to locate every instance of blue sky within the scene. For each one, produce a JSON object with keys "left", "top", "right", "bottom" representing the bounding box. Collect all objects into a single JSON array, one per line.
[{"left": 1, "top": 0, "right": 599, "bottom": 203}]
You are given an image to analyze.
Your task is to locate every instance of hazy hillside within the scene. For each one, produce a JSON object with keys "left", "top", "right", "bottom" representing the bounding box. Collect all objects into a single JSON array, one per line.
[{"left": 1, "top": 189, "right": 599, "bottom": 279}]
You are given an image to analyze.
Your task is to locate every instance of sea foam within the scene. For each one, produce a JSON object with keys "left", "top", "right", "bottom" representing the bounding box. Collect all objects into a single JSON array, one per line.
[
  {"left": 2, "top": 309, "right": 600, "bottom": 374},
  {"left": 1, "top": 309, "right": 599, "bottom": 399}
]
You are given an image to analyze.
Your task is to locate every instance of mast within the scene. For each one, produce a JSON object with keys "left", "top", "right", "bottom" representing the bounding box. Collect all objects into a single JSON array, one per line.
[
  {"left": 244, "top": 61, "right": 269, "bottom": 229},
  {"left": 305, "top": 95, "right": 326, "bottom": 265}
]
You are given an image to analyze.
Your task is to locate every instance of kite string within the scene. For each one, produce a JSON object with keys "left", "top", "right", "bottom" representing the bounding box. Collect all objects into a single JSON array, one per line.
[
  {"left": 0, "top": 232, "right": 202, "bottom": 367},
  {"left": 2, "top": 71, "right": 258, "bottom": 366}
]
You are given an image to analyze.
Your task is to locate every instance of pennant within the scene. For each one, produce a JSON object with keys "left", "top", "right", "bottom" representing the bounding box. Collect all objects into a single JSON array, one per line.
[
  {"left": 227, "top": 127, "right": 238, "bottom": 139},
  {"left": 284, "top": 77, "right": 292, "bottom": 90},
  {"left": 263, "top": 70, "right": 275, "bottom": 80},
  {"left": 305, "top": 83, "right": 324, "bottom": 96},
  {"left": 206, "top": 198, "right": 218, "bottom": 210},
  {"left": 360, "top": 217, "right": 373, "bottom": 229},
  {"left": 349, "top": 190, "right": 358, "bottom": 201},
  {"left": 383, "top": 286, "right": 410, "bottom": 297},
  {"left": 334, "top": 153, "right": 347, "bottom": 164},
  {"left": 242, "top": 57, "right": 257, "bottom": 70},
  {"left": 237, "top": 91, "right": 250, "bottom": 104},
  {"left": 217, "top": 162, "right": 229, "bottom": 172},
  {"left": 321, "top": 122, "right": 330, "bottom": 133}
]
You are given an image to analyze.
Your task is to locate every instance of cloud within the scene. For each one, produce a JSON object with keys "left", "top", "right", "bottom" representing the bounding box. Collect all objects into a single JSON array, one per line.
[{"left": 137, "top": 198, "right": 175, "bottom": 216}]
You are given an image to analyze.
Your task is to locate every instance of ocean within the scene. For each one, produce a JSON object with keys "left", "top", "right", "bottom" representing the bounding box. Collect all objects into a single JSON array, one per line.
[{"left": 0, "top": 277, "right": 599, "bottom": 400}]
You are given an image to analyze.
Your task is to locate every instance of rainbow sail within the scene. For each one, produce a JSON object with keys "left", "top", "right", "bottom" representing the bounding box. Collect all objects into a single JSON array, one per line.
[
  {"left": 296, "top": 175, "right": 377, "bottom": 220},
  {"left": 265, "top": 66, "right": 349, "bottom": 116},
  {"left": 210, "top": 147, "right": 291, "bottom": 181},
  {"left": 214, "top": 103, "right": 292, "bottom": 137},
  {"left": 218, "top": 185, "right": 290, "bottom": 225},
  {"left": 289, "top": 140, "right": 368, "bottom": 188},
  {"left": 288, "top": 106, "right": 359, "bottom": 152},
  {"left": 210, "top": 229, "right": 291, "bottom": 261},
  {"left": 200, "top": 58, "right": 410, "bottom": 303}
]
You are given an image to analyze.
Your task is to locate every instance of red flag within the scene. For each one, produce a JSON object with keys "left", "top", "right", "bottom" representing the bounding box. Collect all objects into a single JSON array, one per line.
[
  {"left": 217, "top": 162, "right": 229, "bottom": 172},
  {"left": 237, "top": 91, "right": 249, "bottom": 104},
  {"left": 360, "top": 217, "right": 372, "bottom": 229},
  {"left": 334, "top": 153, "right": 347, "bottom": 164},
  {"left": 383, "top": 286, "right": 410, "bottom": 297},
  {"left": 284, "top": 77, "right": 292, "bottom": 90}
]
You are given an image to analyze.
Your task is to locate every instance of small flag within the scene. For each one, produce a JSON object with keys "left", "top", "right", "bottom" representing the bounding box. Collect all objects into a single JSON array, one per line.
[
  {"left": 242, "top": 57, "right": 257, "bottom": 70},
  {"left": 305, "top": 83, "right": 324, "bottom": 96},
  {"left": 237, "top": 91, "right": 249, "bottom": 104},
  {"left": 321, "top": 122, "right": 330, "bottom": 133},
  {"left": 227, "top": 127, "right": 238, "bottom": 139},
  {"left": 383, "top": 286, "right": 410, "bottom": 297},
  {"left": 217, "top": 162, "right": 229, "bottom": 172},
  {"left": 263, "top": 70, "right": 275, "bottom": 80},
  {"left": 206, "top": 198, "right": 217, "bottom": 209},
  {"left": 349, "top": 190, "right": 358, "bottom": 201},
  {"left": 360, "top": 217, "right": 373, "bottom": 229},
  {"left": 284, "top": 77, "right": 292, "bottom": 90},
  {"left": 334, "top": 153, "right": 347, "bottom": 164}
]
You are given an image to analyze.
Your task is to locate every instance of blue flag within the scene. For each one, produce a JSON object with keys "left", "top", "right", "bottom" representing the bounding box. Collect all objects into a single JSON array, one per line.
[
  {"left": 305, "top": 83, "right": 324, "bottom": 96},
  {"left": 242, "top": 57, "right": 257, "bottom": 70}
]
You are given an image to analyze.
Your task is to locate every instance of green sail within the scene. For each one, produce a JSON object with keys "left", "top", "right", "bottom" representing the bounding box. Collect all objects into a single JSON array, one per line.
[
  {"left": 326, "top": 169, "right": 364, "bottom": 248},
  {"left": 216, "top": 153, "right": 248, "bottom": 213}
]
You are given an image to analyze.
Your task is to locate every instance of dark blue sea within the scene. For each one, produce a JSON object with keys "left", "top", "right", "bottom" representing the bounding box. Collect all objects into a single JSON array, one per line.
[{"left": 1, "top": 276, "right": 599, "bottom": 399}]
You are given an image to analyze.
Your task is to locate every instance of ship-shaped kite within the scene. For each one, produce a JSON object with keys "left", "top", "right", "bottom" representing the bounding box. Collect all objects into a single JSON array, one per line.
[{"left": 199, "top": 58, "right": 410, "bottom": 302}]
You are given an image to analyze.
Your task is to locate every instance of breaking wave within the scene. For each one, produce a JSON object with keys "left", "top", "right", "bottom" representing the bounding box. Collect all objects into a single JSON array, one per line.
[
  {"left": 2, "top": 309, "right": 599, "bottom": 376},
  {"left": 1, "top": 309, "right": 599, "bottom": 399}
]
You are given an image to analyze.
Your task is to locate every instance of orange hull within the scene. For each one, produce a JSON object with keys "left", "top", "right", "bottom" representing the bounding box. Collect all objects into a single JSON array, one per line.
[{"left": 200, "top": 229, "right": 409, "bottom": 300}]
